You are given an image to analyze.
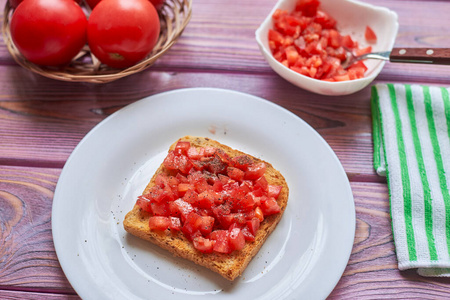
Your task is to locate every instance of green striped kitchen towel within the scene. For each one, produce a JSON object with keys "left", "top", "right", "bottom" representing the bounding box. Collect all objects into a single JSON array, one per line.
[{"left": 372, "top": 83, "right": 450, "bottom": 277}]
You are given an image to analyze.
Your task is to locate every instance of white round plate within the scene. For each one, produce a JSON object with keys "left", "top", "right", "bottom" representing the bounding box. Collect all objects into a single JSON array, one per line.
[{"left": 52, "top": 88, "right": 355, "bottom": 300}]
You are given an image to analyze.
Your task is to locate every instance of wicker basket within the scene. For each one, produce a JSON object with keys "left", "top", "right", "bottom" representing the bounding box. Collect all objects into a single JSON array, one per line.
[{"left": 2, "top": 0, "right": 192, "bottom": 83}]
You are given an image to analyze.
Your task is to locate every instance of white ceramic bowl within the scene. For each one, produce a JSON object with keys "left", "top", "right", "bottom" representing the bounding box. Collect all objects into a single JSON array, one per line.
[{"left": 255, "top": 0, "right": 398, "bottom": 96}]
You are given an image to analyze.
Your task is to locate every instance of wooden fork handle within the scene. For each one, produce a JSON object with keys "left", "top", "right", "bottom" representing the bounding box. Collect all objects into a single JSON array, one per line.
[{"left": 389, "top": 48, "right": 450, "bottom": 65}]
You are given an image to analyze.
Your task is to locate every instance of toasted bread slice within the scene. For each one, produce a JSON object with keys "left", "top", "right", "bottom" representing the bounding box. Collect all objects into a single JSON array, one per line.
[{"left": 123, "top": 136, "right": 289, "bottom": 280}]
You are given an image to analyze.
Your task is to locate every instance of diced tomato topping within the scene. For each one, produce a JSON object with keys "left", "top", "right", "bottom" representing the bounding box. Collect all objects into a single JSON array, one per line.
[
  {"left": 255, "top": 206, "right": 264, "bottom": 222},
  {"left": 171, "top": 199, "right": 194, "bottom": 221},
  {"left": 150, "top": 201, "right": 169, "bottom": 216},
  {"left": 229, "top": 228, "right": 246, "bottom": 251},
  {"left": 176, "top": 173, "right": 188, "bottom": 183},
  {"left": 182, "top": 212, "right": 203, "bottom": 239},
  {"left": 149, "top": 216, "right": 170, "bottom": 231},
  {"left": 136, "top": 196, "right": 152, "bottom": 213},
  {"left": 364, "top": 26, "right": 377, "bottom": 44},
  {"left": 134, "top": 141, "right": 284, "bottom": 254},
  {"left": 187, "top": 146, "right": 205, "bottom": 160},
  {"left": 268, "top": 0, "right": 371, "bottom": 82},
  {"left": 199, "top": 215, "right": 215, "bottom": 235},
  {"left": 182, "top": 188, "right": 198, "bottom": 204},
  {"left": 246, "top": 217, "right": 261, "bottom": 236},
  {"left": 239, "top": 193, "right": 257, "bottom": 211},
  {"left": 193, "top": 237, "right": 214, "bottom": 253},
  {"left": 217, "top": 213, "right": 235, "bottom": 229},
  {"left": 163, "top": 151, "right": 193, "bottom": 174},
  {"left": 227, "top": 167, "right": 245, "bottom": 182},
  {"left": 268, "top": 185, "right": 283, "bottom": 199},
  {"left": 245, "top": 162, "right": 267, "bottom": 180},
  {"left": 174, "top": 141, "right": 191, "bottom": 155},
  {"left": 254, "top": 176, "right": 269, "bottom": 193},
  {"left": 261, "top": 197, "right": 282, "bottom": 216},
  {"left": 241, "top": 227, "right": 255, "bottom": 241},
  {"left": 178, "top": 183, "right": 194, "bottom": 196},
  {"left": 169, "top": 217, "right": 181, "bottom": 231},
  {"left": 211, "top": 230, "right": 231, "bottom": 254},
  {"left": 204, "top": 146, "right": 216, "bottom": 156},
  {"left": 212, "top": 179, "right": 224, "bottom": 192},
  {"left": 197, "top": 190, "right": 222, "bottom": 208},
  {"left": 232, "top": 155, "right": 254, "bottom": 170}
]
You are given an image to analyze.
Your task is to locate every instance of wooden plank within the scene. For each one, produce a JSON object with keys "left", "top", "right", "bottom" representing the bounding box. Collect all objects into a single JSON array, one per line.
[
  {"left": 0, "top": 166, "right": 74, "bottom": 293},
  {"left": 0, "top": 0, "right": 449, "bottom": 82},
  {"left": 330, "top": 182, "right": 450, "bottom": 299},
  {"left": 0, "top": 290, "right": 78, "bottom": 300},
  {"left": 1, "top": 165, "right": 450, "bottom": 297},
  {"left": 0, "top": 66, "right": 386, "bottom": 180}
]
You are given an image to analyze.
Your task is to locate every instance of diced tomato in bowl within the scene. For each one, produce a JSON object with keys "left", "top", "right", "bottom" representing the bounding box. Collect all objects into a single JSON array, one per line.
[{"left": 255, "top": 0, "right": 399, "bottom": 95}]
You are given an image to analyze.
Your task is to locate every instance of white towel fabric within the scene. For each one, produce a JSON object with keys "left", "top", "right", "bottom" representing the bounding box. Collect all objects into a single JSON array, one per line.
[{"left": 372, "top": 83, "right": 450, "bottom": 277}]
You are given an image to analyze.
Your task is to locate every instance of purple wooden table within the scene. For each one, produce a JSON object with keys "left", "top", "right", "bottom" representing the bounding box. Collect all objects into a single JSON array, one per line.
[{"left": 1, "top": 0, "right": 450, "bottom": 298}]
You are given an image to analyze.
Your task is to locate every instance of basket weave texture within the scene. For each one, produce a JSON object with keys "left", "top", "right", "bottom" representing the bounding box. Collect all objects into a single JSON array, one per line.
[{"left": 2, "top": 0, "right": 192, "bottom": 83}]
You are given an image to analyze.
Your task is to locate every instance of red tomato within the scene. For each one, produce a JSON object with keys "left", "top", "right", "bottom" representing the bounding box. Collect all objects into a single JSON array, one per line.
[
  {"left": 10, "top": 0, "right": 87, "bottom": 66},
  {"left": 9, "top": 0, "right": 82, "bottom": 9},
  {"left": 86, "top": 0, "right": 164, "bottom": 9},
  {"left": 87, "top": 0, "right": 161, "bottom": 69},
  {"left": 365, "top": 26, "right": 377, "bottom": 44}
]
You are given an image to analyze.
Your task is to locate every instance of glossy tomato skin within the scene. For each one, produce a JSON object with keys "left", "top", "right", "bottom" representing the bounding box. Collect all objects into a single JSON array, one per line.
[
  {"left": 9, "top": 0, "right": 82, "bottom": 9},
  {"left": 149, "top": 0, "right": 164, "bottom": 9},
  {"left": 87, "top": 0, "right": 161, "bottom": 69},
  {"left": 9, "top": 0, "right": 24, "bottom": 8},
  {"left": 10, "top": 0, "right": 87, "bottom": 66},
  {"left": 85, "top": 0, "right": 164, "bottom": 9}
]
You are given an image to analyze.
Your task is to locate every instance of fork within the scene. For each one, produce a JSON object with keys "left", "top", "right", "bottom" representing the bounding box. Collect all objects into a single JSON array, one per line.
[{"left": 342, "top": 47, "right": 450, "bottom": 69}]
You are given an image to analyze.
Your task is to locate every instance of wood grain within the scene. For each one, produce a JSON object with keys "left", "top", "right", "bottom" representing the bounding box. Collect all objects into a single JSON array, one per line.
[
  {"left": 0, "top": 166, "right": 75, "bottom": 292},
  {"left": 1, "top": 167, "right": 449, "bottom": 298}
]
